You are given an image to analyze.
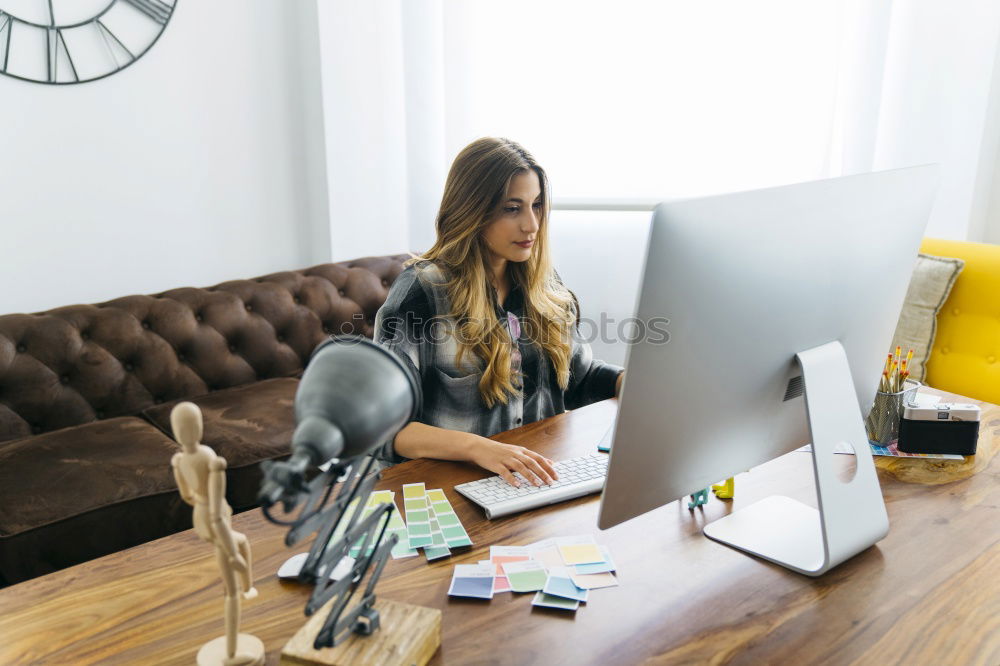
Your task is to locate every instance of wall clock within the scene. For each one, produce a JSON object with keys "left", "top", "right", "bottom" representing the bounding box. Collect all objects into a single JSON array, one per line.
[{"left": 0, "top": 0, "right": 176, "bottom": 84}]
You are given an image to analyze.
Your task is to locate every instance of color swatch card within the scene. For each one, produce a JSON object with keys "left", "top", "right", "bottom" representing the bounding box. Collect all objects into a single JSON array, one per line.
[
  {"left": 402, "top": 483, "right": 434, "bottom": 548},
  {"left": 325, "top": 491, "right": 416, "bottom": 560},
  {"left": 574, "top": 546, "right": 616, "bottom": 575},
  {"left": 422, "top": 500, "right": 452, "bottom": 561},
  {"left": 479, "top": 559, "right": 511, "bottom": 593},
  {"left": 448, "top": 563, "right": 495, "bottom": 599},
  {"left": 571, "top": 572, "right": 618, "bottom": 590},
  {"left": 532, "top": 592, "right": 580, "bottom": 611},
  {"left": 543, "top": 567, "right": 589, "bottom": 602},
  {"left": 530, "top": 546, "right": 565, "bottom": 572},
  {"left": 490, "top": 545, "right": 530, "bottom": 575},
  {"left": 327, "top": 496, "right": 360, "bottom": 547},
  {"left": 557, "top": 535, "right": 604, "bottom": 566},
  {"left": 354, "top": 490, "right": 417, "bottom": 559},
  {"left": 426, "top": 488, "right": 473, "bottom": 548},
  {"left": 526, "top": 538, "right": 557, "bottom": 550},
  {"left": 380, "top": 492, "right": 419, "bottom": 559},
  {"left": 403, "top": 484, "right": 474, "bottom": 556},
  {"left": 502, "top": 560, "right": 548, "bottom": 593}
]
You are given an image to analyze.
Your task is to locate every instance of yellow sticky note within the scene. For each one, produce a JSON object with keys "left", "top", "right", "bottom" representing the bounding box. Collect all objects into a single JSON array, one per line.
[
  {"left": 559, "top": 543, "right": 603, "bottom": 566},
  {"left": 402, "top": 483, "right": 426, "bottom": 499},
  {"left": 426, "top": 489, "right": 447, "bottom": 502}
]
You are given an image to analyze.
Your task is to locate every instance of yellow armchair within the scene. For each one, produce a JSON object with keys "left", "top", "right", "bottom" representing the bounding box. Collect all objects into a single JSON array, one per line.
[{"left": 919, "top": 238, "right": 1000, "bottom": 404}]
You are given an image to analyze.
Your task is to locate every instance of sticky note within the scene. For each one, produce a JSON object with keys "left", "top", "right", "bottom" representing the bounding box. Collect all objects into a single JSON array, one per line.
[
  {"left": 571, "top": 572, "right": 618, "bottom": 590},
  {"left": 559, "top": 536, "right": 602, "bottom": 566},
  {"left": 532, "top": 592, "right": 579, "bottom": 611},
  {"left": 448, "top": 563, "right": 494, "bottom": 599},
  {"left": 543, "top": 568, "right": 589, "bottom": 602},
  {"left": 574, "top": 547, "right": 616, "bottom": 574},
  {"left": 502, "top": 560, "right": 548, "bottom": 592}
]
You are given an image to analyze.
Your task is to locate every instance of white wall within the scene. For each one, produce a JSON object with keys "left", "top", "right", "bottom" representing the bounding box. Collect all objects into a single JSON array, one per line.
[
  {"left": 549, "top": 211, "right": 652, "bottom": 367},
  {"left": 0, "top": 1, "right": 330, "bottom": 315}
]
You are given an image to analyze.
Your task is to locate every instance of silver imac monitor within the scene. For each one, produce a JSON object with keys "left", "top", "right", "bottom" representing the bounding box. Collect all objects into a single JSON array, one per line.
[{"left": 597, "top": 165, "right": 939, "bottom": 576}]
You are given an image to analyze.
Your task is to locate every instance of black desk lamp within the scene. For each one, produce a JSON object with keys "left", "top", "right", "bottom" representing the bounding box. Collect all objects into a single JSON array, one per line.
[{"left": 259, "top": 335, "right": 420, "bottom": 648}]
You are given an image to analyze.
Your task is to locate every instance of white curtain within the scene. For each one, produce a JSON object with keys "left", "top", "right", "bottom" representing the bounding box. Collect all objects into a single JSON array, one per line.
[{"left": 316, "top": 0, "right": 1000, "bottom": 261}]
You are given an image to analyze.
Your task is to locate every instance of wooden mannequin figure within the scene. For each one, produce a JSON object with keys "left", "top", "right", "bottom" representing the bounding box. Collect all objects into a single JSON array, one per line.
[{"left": 170, "top": 402, "right": 265, "bottom": 666}]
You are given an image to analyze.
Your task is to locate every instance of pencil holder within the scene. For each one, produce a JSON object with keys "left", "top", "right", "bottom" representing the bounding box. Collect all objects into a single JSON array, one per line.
[{"left": 865, "top": 380, "right": 920, "bottom": 445}]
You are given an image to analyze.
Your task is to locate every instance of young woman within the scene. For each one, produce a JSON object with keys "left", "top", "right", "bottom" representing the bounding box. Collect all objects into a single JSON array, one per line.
[{"left": 374, "top": 137, "right": 624, "bottom": 487}]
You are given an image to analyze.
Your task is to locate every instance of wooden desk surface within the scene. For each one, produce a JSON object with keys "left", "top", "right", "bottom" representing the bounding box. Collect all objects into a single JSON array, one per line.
[{"left": 2, "top": 397, "right": 998, "bottom": 665}]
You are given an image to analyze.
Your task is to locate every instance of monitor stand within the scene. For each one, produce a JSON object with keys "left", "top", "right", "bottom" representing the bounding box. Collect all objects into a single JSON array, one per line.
[{"left": 702, "top": 341, "right": 889, "bottom": 576}]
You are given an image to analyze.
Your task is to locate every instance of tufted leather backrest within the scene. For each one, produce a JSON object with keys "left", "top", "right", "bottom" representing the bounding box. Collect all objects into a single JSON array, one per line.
[{"left": 0, "top": 255, "right": 410, "bottom": 442}]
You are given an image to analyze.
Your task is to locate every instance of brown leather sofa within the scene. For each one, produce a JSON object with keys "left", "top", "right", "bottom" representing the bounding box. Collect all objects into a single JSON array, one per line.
[{"left": 0, "top": 254, "right": 409, "bottom": 586}]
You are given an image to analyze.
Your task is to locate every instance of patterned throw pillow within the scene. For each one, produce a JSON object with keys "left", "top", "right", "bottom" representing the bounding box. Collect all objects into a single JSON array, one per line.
[{"left": 889, "top": 253, "right": 965, "bottom": 383}]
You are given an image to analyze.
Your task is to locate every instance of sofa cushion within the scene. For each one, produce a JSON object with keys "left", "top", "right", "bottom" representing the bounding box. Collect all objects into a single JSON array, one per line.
[
  {"left": 142, "top": 377, "right": 298, "bottom": 511},
  {"left": 0, "top": 417, "right": 187, "bottom": 584},
  {"left": 890, "top": 253, "right": 964, "bottom": 383}
]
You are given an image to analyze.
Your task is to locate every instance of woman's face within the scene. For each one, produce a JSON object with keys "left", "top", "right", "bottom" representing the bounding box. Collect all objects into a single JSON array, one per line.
[{"left": 482, "top": 169, "right": 542, "bottom": 266}]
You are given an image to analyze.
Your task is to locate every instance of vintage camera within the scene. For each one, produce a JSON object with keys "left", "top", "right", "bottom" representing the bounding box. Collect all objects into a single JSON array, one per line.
[{"left": 897, "top": 402, "right": 981, "bottom": 456}]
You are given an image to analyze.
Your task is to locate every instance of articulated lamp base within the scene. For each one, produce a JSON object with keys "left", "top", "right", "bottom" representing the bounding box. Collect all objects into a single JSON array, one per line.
[{"left": 280, "top": 598, "right": 441, "bottom": 666}]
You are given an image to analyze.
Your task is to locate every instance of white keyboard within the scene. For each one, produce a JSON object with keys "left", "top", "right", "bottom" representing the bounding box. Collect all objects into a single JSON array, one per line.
[{"left": 454, "top": 453, "right": 609, "bottom": 519}]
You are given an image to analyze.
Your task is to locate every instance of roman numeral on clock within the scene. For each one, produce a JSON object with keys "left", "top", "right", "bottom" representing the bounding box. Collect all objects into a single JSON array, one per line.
[
  {"left": 123, "top": 0, "right": 172, "bottom": 25},
  {"left": 0, "top": 12, "right": 12, "bottom": 73},
  {"left": 0, "top": 0, "right": 176, "bottom": 85}
]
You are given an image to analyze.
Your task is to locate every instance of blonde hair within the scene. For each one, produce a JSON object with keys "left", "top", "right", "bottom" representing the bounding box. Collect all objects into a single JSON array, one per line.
[{"left": 409, "top": 137, "right": 577, "bottom": 407}]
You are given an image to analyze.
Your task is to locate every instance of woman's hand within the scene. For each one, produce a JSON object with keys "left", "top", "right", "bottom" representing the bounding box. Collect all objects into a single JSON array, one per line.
[{"left": 468, "top": 437, "right": 559, "bottom": 488}]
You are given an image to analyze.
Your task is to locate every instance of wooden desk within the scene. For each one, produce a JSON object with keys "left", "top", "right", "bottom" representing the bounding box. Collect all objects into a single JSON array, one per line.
[{"left": 2, "top": 397, "right": 998, "bottom": 665}]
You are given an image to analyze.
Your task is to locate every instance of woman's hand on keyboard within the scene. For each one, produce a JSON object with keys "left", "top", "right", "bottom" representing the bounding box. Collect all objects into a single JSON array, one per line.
[{"left": 469, "top": 439, "right": 558, "bottom": 488}]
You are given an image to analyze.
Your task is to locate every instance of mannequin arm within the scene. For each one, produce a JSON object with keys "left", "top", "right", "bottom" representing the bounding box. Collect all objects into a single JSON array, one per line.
[
  {"left": 171, "top": 453, "right": 196, "bottom": 505},
  {"left": 208, "top": 458, "right": 243, "bottom": 568}
]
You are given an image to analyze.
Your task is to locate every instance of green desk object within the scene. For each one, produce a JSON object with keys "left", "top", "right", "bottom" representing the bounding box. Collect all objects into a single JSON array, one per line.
[{"left": 687, "top": 488, "right": 709, "bottom": 509}]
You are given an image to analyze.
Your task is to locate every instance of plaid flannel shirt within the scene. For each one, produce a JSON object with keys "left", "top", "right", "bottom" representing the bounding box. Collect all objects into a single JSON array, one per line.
[{"left": 373, "top": 261, "right": 623, "bottom": 466}]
